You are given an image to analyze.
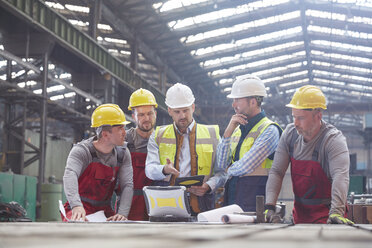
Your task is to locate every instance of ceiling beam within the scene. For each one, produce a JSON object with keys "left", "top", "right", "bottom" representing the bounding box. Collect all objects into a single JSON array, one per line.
[
  {"left": 171, "top": 1, "right": 298, "bottom": 38},
  {"left": 100, "top": 2, "right": 182, "bottom": 84},
  {"left": 305, "top": 0, "right": 372, "bottom": 19},
  {"left": 310, "top": 43, "right": 372, "bottom": 60},
  {"left": 309, "top": 16, "right": 372, "bottom": 34},
  {"left": 158, "top": 0, "right": 252, "bottom": 22},
  {"left": 193, "top": 33, "right": 303, "bottom": 62},
  {"left": 309, "top": 32, "right": 372, "bottom": 48},
  {"left": 203, "top": 44, "right": 305, "bottom": 73},
  {"left": 209, "top": 56, "right": 306, "bottom": 81},
  {"left": 183, "top": 17, "right": 302, "bottom": 51}
]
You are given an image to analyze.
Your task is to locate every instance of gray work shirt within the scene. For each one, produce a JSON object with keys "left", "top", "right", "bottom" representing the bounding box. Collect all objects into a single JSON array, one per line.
[
  {"left": 63, "top": 136, "right": 133, "bottom": 216},
  {"left": 266, "top": 120, "right": 350, "bottom": 216}
]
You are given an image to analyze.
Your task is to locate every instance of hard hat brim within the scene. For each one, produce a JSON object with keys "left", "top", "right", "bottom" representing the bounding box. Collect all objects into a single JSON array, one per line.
[
  {"left": 128, "top": 103, "right": 158, "bottom": 111},
  {"left": 286, "top": 103, "right": 327, "bottom": 110}
]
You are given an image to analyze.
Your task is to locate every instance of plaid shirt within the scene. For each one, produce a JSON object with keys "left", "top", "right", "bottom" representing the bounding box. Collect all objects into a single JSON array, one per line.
[{"left": 216, "top": 125, "right": 280, "bottom": 176}]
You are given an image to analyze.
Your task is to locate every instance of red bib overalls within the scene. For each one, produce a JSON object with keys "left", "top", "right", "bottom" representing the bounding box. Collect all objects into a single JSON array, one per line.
[{"left": 128, "top": 152, "right": 152, "bottom": 220}]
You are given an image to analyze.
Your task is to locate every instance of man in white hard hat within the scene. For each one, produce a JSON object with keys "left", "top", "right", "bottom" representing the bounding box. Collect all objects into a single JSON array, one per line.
[
  {"left": 145, "top": 83, "right": 227, "bottom": 215},
  {"left": 126, "top": 88, "right": 157, "bottom": 220},
  {"left": 216, "top": 75, "right": 282, "bottom": 212}
]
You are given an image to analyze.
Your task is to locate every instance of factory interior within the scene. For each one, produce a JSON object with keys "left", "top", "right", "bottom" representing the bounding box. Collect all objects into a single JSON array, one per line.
[{"left": 0, "top": 0, "right": 372, "bottom": 247}]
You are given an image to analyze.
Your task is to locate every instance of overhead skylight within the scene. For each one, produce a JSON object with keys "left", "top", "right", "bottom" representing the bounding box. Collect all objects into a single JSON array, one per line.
[
  {"left": 153, "top": 0, "right": 204, "bottom": 11},
  {"left": 311, "top": 40, "right": 372, "bottom": 53},
  {"left": 307, "top": 9, "right": 372, "bottom": 25},
  {"left": 308, "top": 25, "right": 372, "bottom": 39},
  {"left": 68, "top": 19, "right": 88, "bottom": 27},
  {"left": 192, "top": 27, "right": 302, "bottom": 56},
  {"left": 210, "top": 51, "right": 305, "bottom": 77},
  {"left": 104, "top": 37, "right": 127, "bottom": 44},
  {"left": 45, "top": 1, "right": 64, "bottom": 10},
  {"left": 312, "top": 50, "right": 372, "bottom": 64},
  {"left": 183, "top": 11, "right": 300, "bottom": 44},
  {"left": 17, "top": 81, "right": 38, "bottom": 88},
  {"left": 201, "top": 41, "right": 304, "bottom": 67},
  {"left": 65, "top": 4, "right": 89, "bottom": 13},
  {"left": 161, "top": 0, "right": 290, "bottom": 29}
]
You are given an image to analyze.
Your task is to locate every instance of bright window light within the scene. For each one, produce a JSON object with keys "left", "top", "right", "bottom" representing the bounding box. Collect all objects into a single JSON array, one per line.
[
  {"left": 45, "top": 1, "right": 64, "bottom": 9},
  {"left": 193, "top": 27, "right": 302, "bottom": 57},
  {"left": 308, "top": 25, "right": 372, "bottom": 39},
  {"left": 17, "top": 81, "right": 38, "bottom": 88},
  {"left": 64, "top": 92, "right": 76, "bottom": 98},
  {"left": 184, "top": 11, "right": 300, "bottom": 43},
  {"left": 47, "top": 85, "right": 65, "bottom": 93},
  {"left": 50, "top": 95, "right": 64, "bottom": 101},
  {"left": 104, "top": 37, "right": 127, "bottom": 44},
  {"left": 65, "top": 4, "right": 89, "bottom": 13},
  {"left": 98, "top": 24, "right": 112, "bottom": 31},
  {"left": 68, "top": 19, "right": 88, "bottom": 27},
  {"left": 160, "top": 0, "right": 290, "bottom": 30},
  {"left": 312, "top": 40, "right": 372, "bottom": 53}
]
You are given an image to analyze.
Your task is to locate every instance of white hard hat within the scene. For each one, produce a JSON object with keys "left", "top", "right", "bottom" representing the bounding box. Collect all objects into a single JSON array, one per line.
[
  {"left": 165, "top": 83, "right": 195, "bottom": 108},
  {"left": 227, "top": 75, "right": 267, "bottom": 98}
]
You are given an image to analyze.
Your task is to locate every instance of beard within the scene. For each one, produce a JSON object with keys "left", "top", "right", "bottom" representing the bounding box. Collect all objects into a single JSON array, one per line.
[
  {"left": 295, "top": 124, "right": 317, "bottom": 140},
  {"left": 138, "top": 121, "right": 154, "bottom": 132}
]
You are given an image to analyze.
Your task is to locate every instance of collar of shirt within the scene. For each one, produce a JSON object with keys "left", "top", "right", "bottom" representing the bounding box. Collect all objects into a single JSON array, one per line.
[
  {"left": 239, "top": 110, "right": 266, "bottom": 137},
  {"left": 173, "top": 119, "right": 195, "bottom": 135}
]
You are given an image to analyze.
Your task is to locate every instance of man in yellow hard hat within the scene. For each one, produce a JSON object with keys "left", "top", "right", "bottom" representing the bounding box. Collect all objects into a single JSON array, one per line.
[
  {"left": 62, "top": 104, "right": 133, "bottom": 222},
  {"left": 216, "top": 75, "right": 282, "bottom": 212},
  {"left": 265, "top": 85, "right": 352, "bottom": 224},
  {"left": 126, "top": 88, "right": 157, "bottom": 220},
  {"left": 145, "top": 83, "right": 227, "bottom": 215}
]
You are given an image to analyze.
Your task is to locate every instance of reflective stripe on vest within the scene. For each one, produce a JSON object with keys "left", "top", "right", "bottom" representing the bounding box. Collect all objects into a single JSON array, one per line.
[
  {"left": 230, "top": 117, "right": 279, "bottom": 176},
  {"left": 154, "top": 124, "right": 219, "bottom": 177}
]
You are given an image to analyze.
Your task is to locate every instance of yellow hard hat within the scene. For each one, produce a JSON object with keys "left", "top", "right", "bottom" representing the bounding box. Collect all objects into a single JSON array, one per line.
[
  {"left": 91, "top": 103, "right": 130, "bottom": 128},
  {"left": 128, "top": 88, "right": 158, "bottom": 110},
  {"left": 286, "top": 85, "right": 327, "bottom": 110}
]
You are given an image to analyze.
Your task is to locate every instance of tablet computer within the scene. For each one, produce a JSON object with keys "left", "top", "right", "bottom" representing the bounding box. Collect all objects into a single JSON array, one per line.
[{"left": 174, "top": 175, "right": 205, "bottom": 188}]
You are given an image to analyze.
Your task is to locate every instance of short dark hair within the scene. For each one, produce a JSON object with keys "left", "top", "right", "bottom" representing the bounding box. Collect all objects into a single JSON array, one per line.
[
  {"left": 248, "top": 96, "right": 264, "bottom": 107},
  {"left": 97, "top": 125, "right": 113, "bottom": 139}
]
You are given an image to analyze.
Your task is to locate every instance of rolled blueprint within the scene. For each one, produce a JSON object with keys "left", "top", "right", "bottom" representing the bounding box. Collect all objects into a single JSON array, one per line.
[
  {"left": 197, "top": 204, "right": 243, "bottom": 222},
  {"left": 221, "top": 214, "right": 256, "bottom": 224}
]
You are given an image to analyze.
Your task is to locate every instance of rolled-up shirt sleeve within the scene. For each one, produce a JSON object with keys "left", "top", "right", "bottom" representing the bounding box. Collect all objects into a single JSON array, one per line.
[
  {"left": 216, "top": 137, "right": 232, "bottom": 171},
  {"left": 145, "top": 132, "right": 166, "bottom": 180}
]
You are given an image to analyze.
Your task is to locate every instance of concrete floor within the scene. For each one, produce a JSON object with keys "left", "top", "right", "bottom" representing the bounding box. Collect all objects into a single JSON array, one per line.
[{"left": 1, "top": 222, "right": 372, "bottom": 248}]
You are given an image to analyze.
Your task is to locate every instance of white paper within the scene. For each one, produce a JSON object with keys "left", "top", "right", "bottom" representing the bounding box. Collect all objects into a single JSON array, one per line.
[
  {"left": 59, "top": 200, "right": 107, "bottom": 222},
  {"left": 197, "top": 204, "right": 243, "bottom": 222},
  {"left": 59, "top": 200, "right": 69, "bottom": 221},
  {"left": 221, "top": 214, "right": 256, "bottom": 224},
  {"left": 86, "top": 210, "right": 107, "bottom": 222}
]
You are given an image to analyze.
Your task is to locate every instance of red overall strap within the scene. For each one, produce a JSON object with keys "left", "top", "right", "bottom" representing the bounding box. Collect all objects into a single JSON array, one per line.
[
  {"left": 63, "top": 146, "right": 123, "bottom": 221},
  {"left": 128, "top": 152, "right": 152, "bottom": 220},
  {"left": 289, "top": 131, "right": 331, "bottom": 224}
]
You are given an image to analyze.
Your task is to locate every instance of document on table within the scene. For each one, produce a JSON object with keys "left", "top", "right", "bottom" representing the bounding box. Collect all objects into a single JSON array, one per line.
[
  {"left": 59, "top": 200, "right": 107, "bottom": 222},
  {"left": 59, "top": 200, "right": 148, "bottom": 223}
]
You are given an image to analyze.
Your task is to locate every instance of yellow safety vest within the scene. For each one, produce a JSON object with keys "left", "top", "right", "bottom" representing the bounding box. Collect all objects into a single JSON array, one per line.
[
  {"left": 154, "top": 123, "right": 220, "bottom": 178},
  {"left": 231, "top": 117, "right": 280, "bottom": 176}
]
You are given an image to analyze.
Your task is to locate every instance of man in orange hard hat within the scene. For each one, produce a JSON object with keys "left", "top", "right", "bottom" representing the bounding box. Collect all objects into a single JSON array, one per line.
[
  {"left": 126, "top": 88, "right": 157, "bottom": 220},
  {"left": 265, "top": 85, "right": 353, "bottom": 224},
  {"left": 62, "top": 104, "right": 133, "bottom": 221}
]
